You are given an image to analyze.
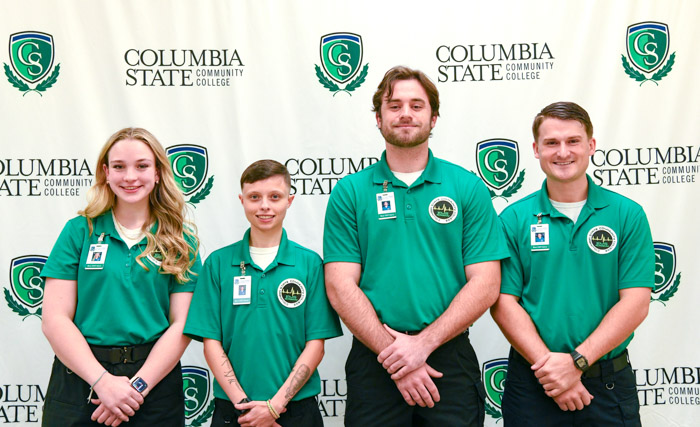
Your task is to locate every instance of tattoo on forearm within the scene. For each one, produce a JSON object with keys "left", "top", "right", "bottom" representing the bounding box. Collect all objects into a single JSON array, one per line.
[
  {"left": 285, "top": 364, "right": 311, "bottom": 402},
  {"left": 220, "top": 351, "right": 243, "bottom": 391}
]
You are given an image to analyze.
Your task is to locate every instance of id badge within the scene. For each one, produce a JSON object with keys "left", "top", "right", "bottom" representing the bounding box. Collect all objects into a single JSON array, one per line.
[
  {"left": 376, "top": 192, "right": 397, "bottom": 220},
  {"left": 86, "top": 244, "right": 108, "bottom": 270},
  {"left": 531, "top": 224, "right": 550, "bottom": 251},
  {"left": 233, "top": 276, "right": 252, "bottom": 305}
]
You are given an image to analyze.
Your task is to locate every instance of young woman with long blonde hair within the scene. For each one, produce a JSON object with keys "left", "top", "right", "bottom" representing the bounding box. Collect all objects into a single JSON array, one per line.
[{"left": 41, "top": 127, "right": 201, "bottom": 426}]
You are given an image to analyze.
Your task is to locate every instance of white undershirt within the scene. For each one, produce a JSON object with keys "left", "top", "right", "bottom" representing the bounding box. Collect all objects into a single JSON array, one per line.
[
  {"left": 550, "top": 199, "right": 587, "bottom": 224},
  {"left": 112, "top": 212, "right": 145, "bottom": 248},
  {"left": 391, "top": 169, "right": 424, "bottom": 187},
  {"left": 250, "top": 246, "right": 279, "bottom": 270}
]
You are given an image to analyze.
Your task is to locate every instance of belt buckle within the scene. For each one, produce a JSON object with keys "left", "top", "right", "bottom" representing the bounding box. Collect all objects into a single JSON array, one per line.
[{"left": 120, "top": 346, "right": 133, "bottom": 363}]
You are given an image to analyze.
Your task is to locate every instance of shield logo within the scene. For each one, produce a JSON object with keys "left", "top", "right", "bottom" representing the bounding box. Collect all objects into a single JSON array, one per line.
[
  {"left": 9, "top": 32, "right": 55, "bottom": 83},
  {"left": 476, "top": 139, "right": 519, "bottom": 190},
  {"left": 10, "top": 255, "right": 47, "bottom": 308},
  {"left": 320, "top": 33, "right": 362, "bottom": 84},
  {"left": 166, "top": 145, "right": 208, "bottom": 196},
  {"left": 653, "top": 242, "right": 676, "bottom": 294},
  {"left": 182, "top": 366, "right": 211, "bottom": 419},
  {"left": 482, "top": 358, "right": 508, "bottom": 408},
  {"left": 626, "top": 22, "right": 669, "bottom": 73}
]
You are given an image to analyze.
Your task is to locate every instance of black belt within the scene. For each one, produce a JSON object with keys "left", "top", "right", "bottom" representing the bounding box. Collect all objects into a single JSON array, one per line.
[
  {"left": 512, "top": 348, "right": 629, "bottom": 379},
  {"left": 401, "top": 329, "right": 469, "bottom": 336},
  {"left": 582, "top": 350, "right": 630, "bottom": 378},
  {"left": 90, "top": 341, "right": 155, "bottom": 364}
]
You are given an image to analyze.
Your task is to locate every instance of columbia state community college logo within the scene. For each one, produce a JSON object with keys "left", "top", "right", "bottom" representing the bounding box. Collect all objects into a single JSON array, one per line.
[
  {"left": 621, "top": 21, "right": 675, "bottom": 85},
  {"left": 166, "top": 145, "right": 214, "bottom": 206},
  {"left": 652, "top": 242, "right": 681, "bottom": 305},
  {"left": 4, "top": 31, "right": 60, "bottom": 95},
  {"left": 482, "top": 358, "right": 508, "bottom": 420},
  {"left": 315, "top": 32, "right": 369, "bottom": 96},
  {"left": 4, "top": 255, "right": 46, "bottom": 320},
  {"left": 182, "top": 365, "right": 214, "bottom": 426},
  {"left": 476, "top": 139, "right": 525, "bottom": 201}
]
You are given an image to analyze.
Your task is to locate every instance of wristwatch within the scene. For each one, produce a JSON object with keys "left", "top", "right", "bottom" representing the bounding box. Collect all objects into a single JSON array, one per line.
[
  {"left": 233, "top": 397, "right": 251, "bottom": 417},
  {"left": 570, "top": 350, "right": 589, "bottom": 371},
  {"left": 130, "top": 376, "right": 148, "bottom": 394}
]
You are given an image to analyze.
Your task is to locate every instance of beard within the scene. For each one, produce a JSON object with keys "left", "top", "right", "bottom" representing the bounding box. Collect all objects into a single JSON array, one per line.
[{"left": 380, "top": 121, "right": 432, "bottom": 148}]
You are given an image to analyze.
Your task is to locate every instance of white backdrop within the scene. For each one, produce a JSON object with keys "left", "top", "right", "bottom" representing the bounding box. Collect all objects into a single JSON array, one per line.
[{"left": 1, "top": 1, "right": 698, "bottom": 425}]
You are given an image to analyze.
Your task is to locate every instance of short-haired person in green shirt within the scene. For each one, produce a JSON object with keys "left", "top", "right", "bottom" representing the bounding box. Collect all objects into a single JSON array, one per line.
[
  {"left": 41, "top": 128, "right": 201, "bottom": 426},
  {"left": 184, "top": 160, "right": 342, "bottom": 427},
  {"left": 491, "top": 102, "right": 655, "bottom": 426},
  {"left": 324, "top": 66, "right": 509, "bottom": 426}
]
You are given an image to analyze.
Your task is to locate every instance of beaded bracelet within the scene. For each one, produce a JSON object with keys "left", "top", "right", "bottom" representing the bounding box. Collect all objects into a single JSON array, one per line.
[{"left": 266, "top": 399, "right": 280, "bottom": 419}]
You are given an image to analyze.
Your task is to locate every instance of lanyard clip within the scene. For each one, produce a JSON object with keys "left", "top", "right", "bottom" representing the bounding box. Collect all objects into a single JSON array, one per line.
[
  {"left": 382, "top": 180, "right": 388, "bottom": 193},
  {"left": 537, "top": 213, "right": 543, "bottom": 224},
  {"left": 98, "top": 232, "right": 105, "bottom": 243},
  {"left": 239, "top": 261, "right": 246, "bottom": 276}
]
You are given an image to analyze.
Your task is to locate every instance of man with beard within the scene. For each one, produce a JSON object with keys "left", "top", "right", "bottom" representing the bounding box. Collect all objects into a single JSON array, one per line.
[{"left": 323, "top": 66, "right": 509, "bottom": 426}]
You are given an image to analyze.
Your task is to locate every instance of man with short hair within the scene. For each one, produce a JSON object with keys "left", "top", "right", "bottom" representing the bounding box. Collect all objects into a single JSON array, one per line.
[
  {"left": 185, "top": 160, "right": 342, "bottom": 427},
  {"left": 324, "top": 65, "right": 509, "bottom": 426},
  {"left": 491, "top": 102, "right": 654, "bottom": 426}
]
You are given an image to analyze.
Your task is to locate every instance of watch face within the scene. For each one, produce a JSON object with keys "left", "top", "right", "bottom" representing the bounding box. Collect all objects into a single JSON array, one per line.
[
  {"left": 575, "top": 358, "right": 587, "bottom": 370},
  {"left": 131, "top": 377, "right": 148, "bottom": 393}
]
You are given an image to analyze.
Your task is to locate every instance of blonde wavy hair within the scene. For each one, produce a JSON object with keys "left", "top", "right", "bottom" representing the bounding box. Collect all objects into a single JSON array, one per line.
[{"left": 79, "top": 127, "right": 198, "bottom": 283}]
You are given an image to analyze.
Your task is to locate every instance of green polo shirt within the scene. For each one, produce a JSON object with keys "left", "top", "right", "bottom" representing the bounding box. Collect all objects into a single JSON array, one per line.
[
  {"left": 184, "top": 229, "right": 342, "bottom": 402},
  {"left": 499, "top": 176, "right": 655, "bottom": 359},
  {"left": 324, "top": 150, "right": 509, "bottom": 331},
  {"left": 41, "top": 211, "right": 201, "bottom": 346}
]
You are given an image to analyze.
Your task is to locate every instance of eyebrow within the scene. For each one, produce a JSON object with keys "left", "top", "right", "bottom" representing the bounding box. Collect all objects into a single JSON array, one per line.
[
  {"left": 386, "top": 98, "right": 426, "bottom": 104},
  {"left": 109, "top": 158, "right": 154, "bottom": 163}
]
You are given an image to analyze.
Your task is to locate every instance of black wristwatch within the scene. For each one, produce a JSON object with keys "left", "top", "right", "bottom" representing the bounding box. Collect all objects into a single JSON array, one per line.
[
  {"left": 130, "top": 376, "right": 148, "bottom": 394},
  {"left": 570, "top": 350, "right": 589, "bottom": 371},
  {"left": 233, "top": 397, "right": 251, "bottom": 417}
]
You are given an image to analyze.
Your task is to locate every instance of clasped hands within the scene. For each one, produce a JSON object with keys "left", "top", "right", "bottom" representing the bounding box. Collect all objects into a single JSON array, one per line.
[
  {"left": 376, "top": 325, "right": 443, "bottom": 408},
  {"left": 89, "top": 374, "right": 144, "bottom": 426},
  {"left": 532, "top": 352, "right": 594, "bottom": 411}
]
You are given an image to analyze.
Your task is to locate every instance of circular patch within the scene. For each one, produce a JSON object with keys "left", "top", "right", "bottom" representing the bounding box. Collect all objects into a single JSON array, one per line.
[
  {"left": 587, "top": 226, "right": 617, "bottom": 254},
  {"left": 146, "top": 251, "right": 163, "bottom": 266},
  {"left": 429, "top": 197, "right": 458, "bottom": 224},
  {"left": 277, "top": 278, "right": 306, "bottom": 308}
]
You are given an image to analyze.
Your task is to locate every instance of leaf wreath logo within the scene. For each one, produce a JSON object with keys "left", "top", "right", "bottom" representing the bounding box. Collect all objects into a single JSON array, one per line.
[
  {"left": 166, "top": 145, "right": 214, "bottom": 207},
  {"left": 482, "top": 358, "right": 508, "bottom": 421},
  {"left": 622, "top": 22, "right": 675, "bottom": 86},
  {"left": 183, "top": 366, "right": 214, "bottom": 426},
  {"left": 475, "top": 139, "right": 525, "bottom": 202},
  {"left": 4, "top": 31, "right": 60, "bottom": 96},
  {"left": 652, "top": 242, "right": 681, "bottom": 305},
  {"left": 315, "top": 32, "right": 369, "bottom": 96},
  {"left": 5, "top": 255, "right": 47, "bottom": 320}
]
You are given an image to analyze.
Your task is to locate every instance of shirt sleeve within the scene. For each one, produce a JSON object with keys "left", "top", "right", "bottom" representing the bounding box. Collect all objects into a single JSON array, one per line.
[
  {"left": 323, "top": 178, "right": 362, "bottom": 264},
  {"left": 304, "top": 253, "right": 343, "bottom": 341},
  {"left": 498, "top": 210, "right": 525, "bottom": 297},
  {"left": 618, "top": 204, "right": 655, "bottom": 289},
  {"left": 41, "top": 217, "right": 86, "bottom": 280},
  {"left": 461, "top": 178, "right": 510, "bottom": 265},
  {"left": 184, "top": 253, "right": 223, "bottom": 342}
]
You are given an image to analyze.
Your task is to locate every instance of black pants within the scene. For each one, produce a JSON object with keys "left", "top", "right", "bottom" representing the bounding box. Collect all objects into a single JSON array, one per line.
[
  {"left": 345, "top": 333, "right": 485, "bottom": 427},
  {"left": 42, "top": 355, "right": 184, "bottom": 426},
  {"left": 502, "top": 347, "right": 641, "bottom": 426},
  {"left": 210, "top": 396, "right": 323, "bottom": 427}
]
